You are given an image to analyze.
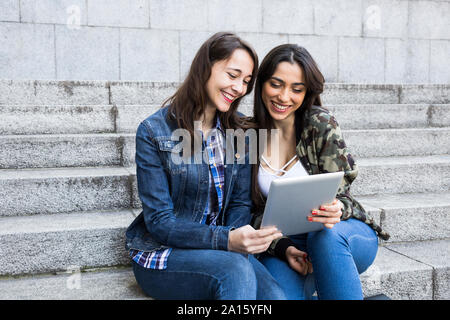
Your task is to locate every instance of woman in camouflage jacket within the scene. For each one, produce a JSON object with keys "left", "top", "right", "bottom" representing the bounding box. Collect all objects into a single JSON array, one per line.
[{"left": 250, "top": 44, "right": 390, "bottom": 300}]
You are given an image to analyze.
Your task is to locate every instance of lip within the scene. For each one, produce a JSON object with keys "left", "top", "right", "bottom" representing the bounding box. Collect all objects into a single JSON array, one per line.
[
  {"left": 271, "top": 101, "right": 291, "bottom": 113},
  {"left": 221, "top": 91, "right": 235, "bottom": 104}
]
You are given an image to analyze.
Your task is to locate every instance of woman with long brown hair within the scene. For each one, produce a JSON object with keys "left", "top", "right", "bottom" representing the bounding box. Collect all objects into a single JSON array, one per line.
[
  {"left": 251, "top": 44, "right": 390, "bottom": 300},
  {"left": 125, "top": 32, "right": 285, "bottom": 299}
]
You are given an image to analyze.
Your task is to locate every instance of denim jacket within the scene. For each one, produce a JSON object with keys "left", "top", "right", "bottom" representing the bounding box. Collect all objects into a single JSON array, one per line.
[{"left": 125, "top": 106, "right": 253, "bottom": 253}]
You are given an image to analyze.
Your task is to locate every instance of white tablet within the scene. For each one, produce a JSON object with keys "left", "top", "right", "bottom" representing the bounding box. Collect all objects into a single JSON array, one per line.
[{"left": 260, "top": 171, "right": 344, "bottom": 236}]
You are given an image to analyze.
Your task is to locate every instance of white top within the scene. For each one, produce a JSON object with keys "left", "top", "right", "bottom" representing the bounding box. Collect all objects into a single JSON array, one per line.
[{"left": 258, "top": 154, "right": 309, "bottom": 198}]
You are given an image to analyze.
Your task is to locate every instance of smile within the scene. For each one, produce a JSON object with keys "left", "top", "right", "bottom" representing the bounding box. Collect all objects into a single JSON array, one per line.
[
  {"left": 221, "top": 91, "right": 236, "bottom": 103},
  {"left": 271, "top": 101, "right": 290, "bottom": 113}
]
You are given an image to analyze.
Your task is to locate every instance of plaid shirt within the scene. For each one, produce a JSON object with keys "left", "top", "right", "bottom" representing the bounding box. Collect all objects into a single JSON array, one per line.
[{"left": 130, "top": 117, "right": 225, "bottom": 269}]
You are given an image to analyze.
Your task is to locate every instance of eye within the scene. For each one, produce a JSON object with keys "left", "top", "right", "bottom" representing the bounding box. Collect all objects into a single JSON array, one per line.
[
  {"left": 293, "top": 88, "right": 303, "bottom": 93},
  {"left": 228, "top": 73, "right": 238, "bottom": 79},
  {"left": 270, "top": 82, "right": 281, "bottom": 88}
]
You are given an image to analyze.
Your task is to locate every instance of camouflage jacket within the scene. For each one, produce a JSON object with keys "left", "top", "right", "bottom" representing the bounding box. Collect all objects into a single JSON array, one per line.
[{"left": 255, "top": 105, "right": 390, "bottom": 257}]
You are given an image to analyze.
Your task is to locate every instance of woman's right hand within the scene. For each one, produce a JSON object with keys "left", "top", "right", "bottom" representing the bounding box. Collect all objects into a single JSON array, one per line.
[
  {"left": 228, "top": 225, "right": 283, "bottom": 254},
  {"left": 286, "top": 246, "right": 313, "bottom": 276}
]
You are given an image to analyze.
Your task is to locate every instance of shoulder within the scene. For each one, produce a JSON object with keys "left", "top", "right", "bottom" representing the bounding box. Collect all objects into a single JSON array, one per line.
[
  {"left": 303, "top": 105, "right": 340, "bottom": 133},
  {"left": 139, "top": 106, "right": 177, "bottom": 138}
]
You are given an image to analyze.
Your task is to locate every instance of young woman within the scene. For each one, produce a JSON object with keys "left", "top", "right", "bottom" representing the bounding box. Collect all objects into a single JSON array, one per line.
[
  {"left": 251, "top": 44, "right": 390, "bottom": 300},
  {"left": 125, "top": 32, "right": 286, "bottom": 300}
]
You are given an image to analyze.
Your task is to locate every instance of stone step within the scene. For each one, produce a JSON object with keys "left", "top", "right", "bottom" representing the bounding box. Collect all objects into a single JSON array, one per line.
[
  {"left": 0, "top": 167, "right": 135, "bottom": 216},
  {"left": 361, "top": 239, "right": 450, "bottom": 300},
  {"left": 0, "top": 239, "right": 447, "bottom": 300},
  {"left": 0, "top": 133, "right": 134, "bottom": 169},
  {"left": 352, "top": 155, "right": 450, "bottom": 196},
  {"left": 1, "top": 80, "right": 448, "bottom": 105},
  {"left": 2, "top": 128, "right": 449, "bottom": 169},
  {"left": 359, "top": 192, "right": 450, "bottom": 243},
  {"left": 0, "top": 267, "right": 149, "bottom": 300},
  {"left": 344, "top": 127, "right": 450, "bottom": 158},
  {"left": 2, "top": 103, "right": 449, "bottom": 136},
  {"left": 0, "top": 210, "right": 136, "bottom": 276},
  {"left": 0, "top": 154, "right": 448, "bottom": 216}
]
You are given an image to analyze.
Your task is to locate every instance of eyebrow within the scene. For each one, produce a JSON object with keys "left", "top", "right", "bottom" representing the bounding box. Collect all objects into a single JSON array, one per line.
[{"left": 271, "top": 76, "right": 305, "bottom": 86}]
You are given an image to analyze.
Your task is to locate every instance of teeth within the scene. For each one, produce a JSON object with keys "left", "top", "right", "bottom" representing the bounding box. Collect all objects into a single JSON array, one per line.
[
  {"left": 273, "top": 102, "right": 288, "bottom": 110},
  {"left": 222, "top": 92, "right": 234, "bottom": 101}
]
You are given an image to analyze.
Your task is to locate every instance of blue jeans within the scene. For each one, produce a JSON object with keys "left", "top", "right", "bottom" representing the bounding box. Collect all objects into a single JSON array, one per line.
[
  {"left": 132, "top": 249, "right": 286, "bottom": 300},
  {"left": 258, "top": 218, "right": 378, "bottom": 300}
]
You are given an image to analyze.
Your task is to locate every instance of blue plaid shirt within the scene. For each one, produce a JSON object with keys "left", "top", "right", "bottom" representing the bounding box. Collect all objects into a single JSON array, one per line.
[{"left": 129, "top": 117, "right": 225, "bottom": 269}]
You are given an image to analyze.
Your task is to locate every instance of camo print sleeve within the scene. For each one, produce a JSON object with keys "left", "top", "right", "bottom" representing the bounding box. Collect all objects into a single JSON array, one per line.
[{"left": 304, "top": 106, "right": 390, "bottom": 241}]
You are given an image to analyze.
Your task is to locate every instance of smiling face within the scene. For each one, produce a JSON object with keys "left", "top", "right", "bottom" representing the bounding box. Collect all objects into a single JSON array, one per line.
[
  {"left": 205, "top": 48, "right": 254, "bottom": 114},
  {"left": 261, "top": 61, "right": 307, "bottom": 124}
]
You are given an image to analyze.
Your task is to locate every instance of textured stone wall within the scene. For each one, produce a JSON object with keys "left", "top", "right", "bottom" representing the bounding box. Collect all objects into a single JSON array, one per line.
[{"left": 0, "top": 0, "right": 449, "bottom": 83}]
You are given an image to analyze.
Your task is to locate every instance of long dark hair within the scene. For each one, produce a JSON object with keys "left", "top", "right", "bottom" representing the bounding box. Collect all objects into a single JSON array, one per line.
[
  {"left": 252, "top": 44, "right": 325, "bottom": 213},
  {"left": 164, "top": 32, "right": 258, "bottom": 136}
]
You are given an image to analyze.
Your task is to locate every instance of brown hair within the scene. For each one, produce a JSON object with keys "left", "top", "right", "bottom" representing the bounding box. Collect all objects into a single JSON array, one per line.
[
  {"left": 251, "top": 44, "right": 325, "bottom": 213},
  {"left": 163, "top": 32, "right": 258, "bottom": 136}
]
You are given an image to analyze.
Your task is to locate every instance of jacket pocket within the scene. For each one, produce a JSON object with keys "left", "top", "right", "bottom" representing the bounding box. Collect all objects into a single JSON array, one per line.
[{"left": 156, "top": 137, "right": 187, "bottom": 175}]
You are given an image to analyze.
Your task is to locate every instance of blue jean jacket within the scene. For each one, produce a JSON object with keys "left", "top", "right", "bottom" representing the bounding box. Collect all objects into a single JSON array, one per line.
[{"left": 125, "top": 106, "right": 253, "bottom": 253}]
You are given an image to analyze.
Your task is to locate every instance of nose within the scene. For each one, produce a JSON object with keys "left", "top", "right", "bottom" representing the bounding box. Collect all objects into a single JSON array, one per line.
[
  {"left": 278, "top": 88, "right": 290, "bottom": 103},
  {"left": 231, "top": 81, "right": 245, "bottom": 96}
]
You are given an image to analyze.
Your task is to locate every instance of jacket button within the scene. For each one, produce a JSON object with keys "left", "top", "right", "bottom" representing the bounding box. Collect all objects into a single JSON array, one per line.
[{"left": 235, "top": 153, "right": 240, "bottom": 159}]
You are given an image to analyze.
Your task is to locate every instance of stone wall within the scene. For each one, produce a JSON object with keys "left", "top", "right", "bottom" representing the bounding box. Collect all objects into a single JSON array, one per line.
[{"left": 0, "top": 0, "right": 449, "bottom": 83}]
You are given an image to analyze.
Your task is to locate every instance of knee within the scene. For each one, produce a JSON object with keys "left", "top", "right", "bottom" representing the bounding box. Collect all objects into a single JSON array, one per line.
[{"left": 308, "top": 226, "right": 348, "bottom": 252}]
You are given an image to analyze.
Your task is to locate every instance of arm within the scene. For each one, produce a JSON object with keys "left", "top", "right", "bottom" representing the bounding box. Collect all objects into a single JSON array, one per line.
[{"left": 136, "top": 121, "right": 231, "bottom": 250}]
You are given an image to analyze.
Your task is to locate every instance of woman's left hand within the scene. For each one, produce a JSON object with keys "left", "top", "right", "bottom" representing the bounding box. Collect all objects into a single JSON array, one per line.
[{"left": 308, "top": 198, "right": 343, "bottom": 229}]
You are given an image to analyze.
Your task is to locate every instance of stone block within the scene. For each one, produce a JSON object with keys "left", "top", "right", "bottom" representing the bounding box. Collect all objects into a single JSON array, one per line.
[
  {"left": 387, "top": 240, "right": 450, "bottom": 300},
  {"left": 0, "top": 211, "right": 134, "bottom": 275},
  {"left": 429, "top": 104, "right": 450, "bottom": 127},
  {"left": 179, "top": 31, "right": 214, "bottom": 81},
  {"left": 322, "top": 84, "right": 399, "bottom": 105},
  {"left": 0, "top": 167, "right": 132, "bottom": 216},
  {"left": 116, "top": 105, "right": 160, "bottom": 133},
  {"left": 150, "top": 0, "right": 207, "bottom": 31},
  {"left": 0, "top": 134, "right": 126, "bottom": 169},
  {"left": 55, "top": 25, "right": 119, "bottom": 80},
  {"left": 338, "top": 37, "right": 384, "bottom": 83},
  {"left": 400, "top": 84, "right": 450, "bottom": 104},
  {"left": 110, "top": 81, "right": 179, "bottom": 105},
  {"left": 88, "top": 0, "right": 149, "bottom": 28},
  {"left": 385, "top": 39, "right": 429, "bottom": 84},
  {"left": 430, "top": 40, "right": 450, "bottom": 84},
  {"left": 353, "top": 155, "right": 450, "bottom": 196},
  {"left": 0, "top": 0, "right": 20, "bottom": 22},
  {"left": 20, "top": 0, "right": 87, "bottom": 26},
  {"left": 208, "top": 0, "right": 262, "bottom": 32},
  {"left": 362, "top": 0, "right": 408, "bottom": 38},
  {"left": 0, "top": 105, "right": 115, "bottom": 135},
  {"left": 262, "top": 0, "right": 314, "bottom": 34},
  {"left": 314, "top": 0, "right": 362, "bottom": 36},
  {"left": 343, "top": 128, "right": 450, "bottom": 158},
  {"left": 120, "top": 29, "right": 179, "bottom": 81},
  {"left": 0, "top": 22, "right": 55, "bottom": 79},
  {"left": 360, "top": 246, "right": 433, "bottom": 300},
  {"left": 0, "top": 268, "right": 148, "bottom": 300},
  {"left": 237, "top": 32, "right": 289, "bottom": 63},
  {"left": 289, "top": 35, "right": 338, "bottom": 82},
  {"left": 0, "top": 80, "right": 110, "bottom": 105},
  {"left": 409, "top": 0, "right": 450, "bottom": 40}
]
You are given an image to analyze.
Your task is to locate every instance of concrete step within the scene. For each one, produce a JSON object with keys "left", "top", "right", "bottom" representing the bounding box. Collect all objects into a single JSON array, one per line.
[
  {"left": 0, "top": 267, "right": 149, "bottom": 300},
  {"left": 2, "top": 128, "right": 448, "bottom": 169},
  {"left": 0, "top": 167, "right": 135, "bottom": 216},
  {"left": 0, "top": 133, "right": 135, "bottom": 169},
  {"left": 0, "top": 210, "right": 136, "bottom": 276},
  {"left": 0, "top": 239, "right": 447, "bottom": 300},
  {"left": 1, "top": 80, "right": 448, "bottom": 105},
  {"left": 361, "top": 239, "right": 450, "bottom": 300},
  {"left": 344, "top": 127, "right": 450, "bottom": 158},
  {"left": 2, "top": 103, "right": 449, "bottom": 136},
  {"left": 359, "top": 192, "right": 450, "bottom": 243},
  {"left": 352, "top": 155, "right": 450, "bottom": 196}
]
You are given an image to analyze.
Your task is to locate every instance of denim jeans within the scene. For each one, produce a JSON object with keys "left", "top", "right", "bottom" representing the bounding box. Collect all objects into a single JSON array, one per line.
[
  {"left": 132, "top": 249, "right": 286, "bottom": 300},
  {"left": 258, "top": 218, "right": 378, "bottom": 300}
]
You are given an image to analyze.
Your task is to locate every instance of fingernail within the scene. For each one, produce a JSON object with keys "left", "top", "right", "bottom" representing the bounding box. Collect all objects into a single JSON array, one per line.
[
  {"left": 307, "top": 216, "right": 313, "bottom": 222},
  {"left": 320, "top": 206, "right": 325, "bottom": 210},
  {"left": 312, "top": 210, "right": 318, "bottom": 215}
]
